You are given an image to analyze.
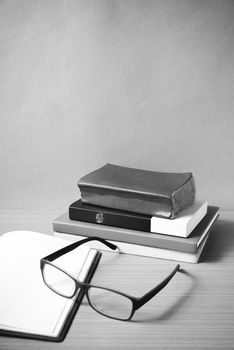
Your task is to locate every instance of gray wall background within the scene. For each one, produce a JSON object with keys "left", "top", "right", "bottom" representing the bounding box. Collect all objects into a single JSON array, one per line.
[{"left": 1, "top": 0, "right": 234, "bottom": 212}]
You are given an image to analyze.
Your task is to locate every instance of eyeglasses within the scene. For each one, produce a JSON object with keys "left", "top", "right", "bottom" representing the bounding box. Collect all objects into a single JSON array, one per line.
[{"left": 40, "top": 237, "right": 180, "bottom": 321}]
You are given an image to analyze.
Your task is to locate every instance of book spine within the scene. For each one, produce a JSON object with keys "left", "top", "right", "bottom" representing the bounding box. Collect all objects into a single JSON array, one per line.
[
  {"left": 69, "top": 206, "right": 151, "bottom": 232},
  {"left": 171, "top": 176, "right": 196, "bottom": 217},
  {"left": 53, "top": 218, "right": 197, "bottom": 253}
]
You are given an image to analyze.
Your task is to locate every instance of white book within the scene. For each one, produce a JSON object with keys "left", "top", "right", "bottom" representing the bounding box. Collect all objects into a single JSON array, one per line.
[
  {"left": 150, "top": 201, "right": 208, "bottom": 237},
  {"left": 0, "top": 231, "right": 99, "bottom": 341}
]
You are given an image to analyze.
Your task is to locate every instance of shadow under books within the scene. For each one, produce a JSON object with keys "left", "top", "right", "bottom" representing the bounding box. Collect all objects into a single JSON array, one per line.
[{"left": 200, "top": 219, "right": 234, "bottom": 263}]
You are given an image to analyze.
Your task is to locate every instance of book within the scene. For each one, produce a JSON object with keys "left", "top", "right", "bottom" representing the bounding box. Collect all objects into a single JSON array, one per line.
[
  {"left": 54, "top": 224, "right": 213, "bottom": 264},
  {"left": 0, "top": 230, "right": 101, "bottom": 341},
  {"left": 70, "top": 199, "right": 152, "bottom": 232},
  {"left": 69, "top": 199, "right": 207, "bottom": 237},
  {"left": 53, "top": 206, "right": 219, "bottom": 254},
  {"left": 151, "top": 200, "right": 208, "bottom": 237},
  {"left": 78, "top": 163, "right": 196, "bottom": 218}
]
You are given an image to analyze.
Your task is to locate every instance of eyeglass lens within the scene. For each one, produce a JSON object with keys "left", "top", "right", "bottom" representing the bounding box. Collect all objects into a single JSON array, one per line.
[
  {"left": 42, "top": 263, "right": 76, "bottom": 297},
  {"left": 42, "top": 263, "right": 133, "bottom": 320},
  {"left": 88, "top": 287, "right": 133, "bottom": 320}
]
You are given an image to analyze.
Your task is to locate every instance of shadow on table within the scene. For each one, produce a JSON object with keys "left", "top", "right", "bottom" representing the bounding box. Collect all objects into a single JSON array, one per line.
[
  {"left": 133, "top": 268, "right": 196, "bottom": 323},
  {"left": 200, "top": 218, "right": 234, "bottom": 263}
]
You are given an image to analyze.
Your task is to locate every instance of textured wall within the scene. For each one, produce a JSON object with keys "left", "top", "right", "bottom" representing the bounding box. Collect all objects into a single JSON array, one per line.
[{"left": 1, "top": 0, "right": 234, "bottom": 211}]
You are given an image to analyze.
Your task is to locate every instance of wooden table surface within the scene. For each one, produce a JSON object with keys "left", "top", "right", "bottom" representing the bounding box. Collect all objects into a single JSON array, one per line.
[{"left": 0, "top": 210, "right": 234, "bottom": 350}]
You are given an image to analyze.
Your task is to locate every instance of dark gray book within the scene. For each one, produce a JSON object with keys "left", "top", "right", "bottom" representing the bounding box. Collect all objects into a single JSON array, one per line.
[
  {"left": 53, "top": 206, "right": 219, "bottom": 254},
  {"left": 69, "top": 199, "right": 151, "bottom": 232},
  {"left": 78, "top": 163, "right": 196, "bottom": 218}
]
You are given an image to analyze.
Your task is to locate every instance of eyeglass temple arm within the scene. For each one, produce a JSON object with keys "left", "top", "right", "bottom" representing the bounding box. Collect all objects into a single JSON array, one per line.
[
  {"left": 135, "top": 264, "right": 180, "bottom": 310},
  {"left": 43, "top": 237, "right": 118, "bottom": 262}
]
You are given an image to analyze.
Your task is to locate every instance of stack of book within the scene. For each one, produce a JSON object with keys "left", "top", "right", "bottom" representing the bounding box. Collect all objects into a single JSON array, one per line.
[{"left": 53, "top": 163, "right": 220, "bottom": 263}]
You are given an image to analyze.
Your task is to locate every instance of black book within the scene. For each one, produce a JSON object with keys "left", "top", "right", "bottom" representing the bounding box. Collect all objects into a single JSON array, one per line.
[
  {"left": 69, "top": 199, "right": 151, "bottom": 232},
  {"left": 69, "top": 199, "right": 208, "bottom": 237}
]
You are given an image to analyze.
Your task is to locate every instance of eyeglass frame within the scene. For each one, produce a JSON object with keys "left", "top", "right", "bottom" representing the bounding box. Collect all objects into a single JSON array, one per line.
[{"left": 40, "top": 236, "right": 180, "bottom": 321}]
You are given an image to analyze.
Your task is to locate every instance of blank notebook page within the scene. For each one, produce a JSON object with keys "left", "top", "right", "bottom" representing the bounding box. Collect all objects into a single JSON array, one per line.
[{"left": 0, "top": 231, "right": 95, "bottom": 337}]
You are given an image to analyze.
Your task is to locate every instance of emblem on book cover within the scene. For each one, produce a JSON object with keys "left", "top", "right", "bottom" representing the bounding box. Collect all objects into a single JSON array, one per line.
[{"left": 96, "top": 212, "right": 104, "bottom": 224}]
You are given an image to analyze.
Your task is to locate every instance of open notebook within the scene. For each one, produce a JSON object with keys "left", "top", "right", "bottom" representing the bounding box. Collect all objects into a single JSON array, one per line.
[{"left": 0, "top": 231, "right": 101, "bottom": 342}]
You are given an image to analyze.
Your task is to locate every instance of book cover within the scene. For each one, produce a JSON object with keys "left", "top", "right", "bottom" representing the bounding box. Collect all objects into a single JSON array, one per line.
[
  {"left": 78, "top": 163, "right": 196, "bottom": 218},
  {"left": 69, "top": 199, "right": 207, "bottom": 237},
  {"left": 69, "top": 199, "right": 151, "bottom": 232},
  {"left": 0, "top": 231, "right": 101, "bottom": 342},
  {"left": 54, "top": 206, "right": 219, "bottom": 254}
]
